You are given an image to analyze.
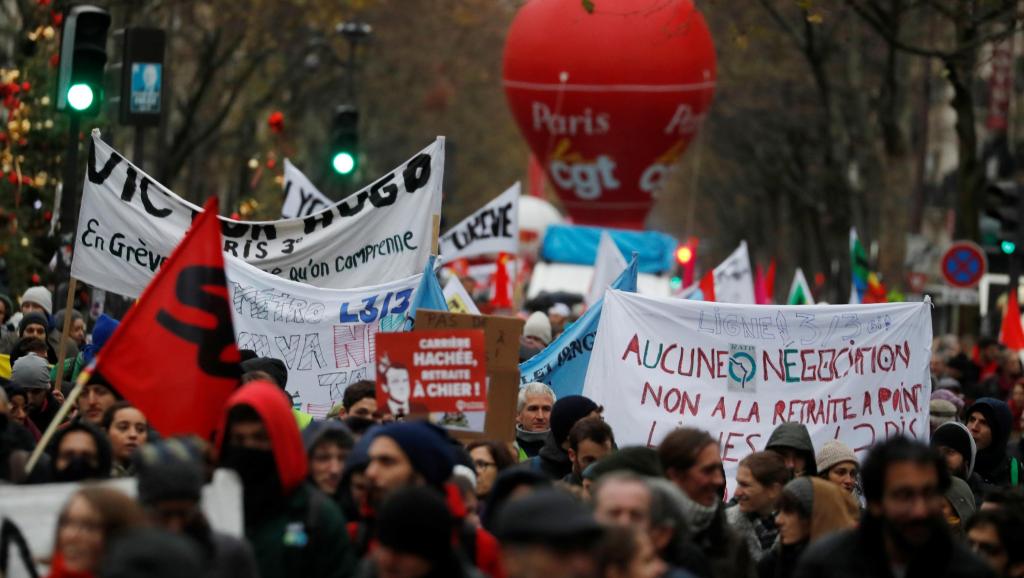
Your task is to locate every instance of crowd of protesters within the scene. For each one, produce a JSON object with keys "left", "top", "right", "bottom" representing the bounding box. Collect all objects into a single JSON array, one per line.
[{"left": 1, "top": 287, "right": 1023, "bottom": 578}]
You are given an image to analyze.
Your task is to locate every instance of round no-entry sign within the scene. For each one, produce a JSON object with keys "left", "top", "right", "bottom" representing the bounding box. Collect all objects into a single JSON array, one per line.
[{"left": 941, "top": 241, "right": 987, "bottom": 288}]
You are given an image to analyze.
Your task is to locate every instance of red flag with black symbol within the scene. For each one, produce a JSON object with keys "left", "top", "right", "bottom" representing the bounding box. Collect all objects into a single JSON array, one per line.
[{"left": 93, "top": 197, "right": 241, "bottom": 438}]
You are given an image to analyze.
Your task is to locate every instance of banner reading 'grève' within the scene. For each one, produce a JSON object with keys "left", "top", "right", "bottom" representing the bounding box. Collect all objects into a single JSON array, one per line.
[
  {"left": 72, "top": 132, "right": 444, "bottom": 297},
  {"left": 582, "top": 290, "right": 932, "bottom": 496}
]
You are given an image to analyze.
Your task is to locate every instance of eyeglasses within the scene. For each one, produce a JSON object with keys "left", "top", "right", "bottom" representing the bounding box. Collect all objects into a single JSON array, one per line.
[
  {"left": 473, "top": 460, "right": 497, "bottom": 471},
  {"left": 969, "top": 539, "right": 1004, "bottom": 558}
]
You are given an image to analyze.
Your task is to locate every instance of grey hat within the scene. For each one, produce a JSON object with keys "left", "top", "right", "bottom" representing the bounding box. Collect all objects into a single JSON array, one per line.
[
  {"left": 945, "top": 476, "right": 976, "bottom": 523},
  {"left": 496, "top": 489, "right": 604, "bottom": 546},
  {"left": 11, "top": 355, "right": 51, "bottom": 390},
  {"left": 783, "top": 476, "right": 815, "bottom": 515}
]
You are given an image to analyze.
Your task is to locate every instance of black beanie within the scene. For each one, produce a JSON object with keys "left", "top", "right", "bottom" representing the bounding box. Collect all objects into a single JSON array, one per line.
[
  {"left": 100, "top": 527, "right": 203, "bottom": 578},
  {"left": 931, "top": 422, "right": 972, "bottom": 463},
  {"left": 135, "top": 438, "right": 205, "bottom": 505},
  {"left": 18, "top": 311, "right": 49, "bottom": 335},
  {"left": 550, "top": 395, "right": 599, "bottom": 447},
  {"left": 585, "top": 446, "right": 663, "bottom": 480},
  {"left": 376, "top": 486, "right": 454, "bottom": 561},
  {"left": 241, "top": 357, "right": 288, "bottom": 389}
]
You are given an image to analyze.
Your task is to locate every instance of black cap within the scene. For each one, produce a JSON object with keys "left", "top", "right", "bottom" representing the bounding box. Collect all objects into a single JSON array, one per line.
[{"left": 495, "top": 490, "right": 604, "bottom": 548}]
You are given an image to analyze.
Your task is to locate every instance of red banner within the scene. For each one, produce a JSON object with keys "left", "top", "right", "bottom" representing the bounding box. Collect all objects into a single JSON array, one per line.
[{"left": 375, "top": 330, "right": 487, "bottom": 415}]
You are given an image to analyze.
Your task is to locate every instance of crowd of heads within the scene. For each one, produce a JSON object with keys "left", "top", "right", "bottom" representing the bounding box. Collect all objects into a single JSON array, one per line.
[{"left": 2, "top": 288, "right": 1024, "bottom": 578}]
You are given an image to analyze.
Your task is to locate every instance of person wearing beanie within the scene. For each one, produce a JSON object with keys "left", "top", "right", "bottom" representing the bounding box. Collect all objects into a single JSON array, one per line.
[
  {"left": 930, "top": 399, "right": 959, "bottom": 433},
  {"left": 18, "top": 310, "right": 49, "bottom": 342},
  {"left": 302, "top": 420, "right": 355, "bottom": 498},
  {"left": 357, "top": 420, "right": 504, "bottom": 578},
  {"left": 14, "top": 354, "right": 62, "bottom": 433},
  {"left": 764, "top": 422, "right": 817, "bottom": 478},
  {"left": 53, "top": 308, "right": 86, "bottom": 348},
  {"left": 99, "top": 527, "right": 204, "bottom": 578},
  {"left": 0, "top": 293, "right": 17, "bottom": 354},
  {"left": 135, "top": 438, "right": 259, "bottom": 578},
  {"left": 815, "top": 440, "right": 859, "bottom": 495},
  {"left": 20, "top": 285, "right": 52, "bottom": 316},
  {"left": 522, "top": 311, "right": 552, "bottom": 349},
  {"left": 931, "top": 420, "right": 984, "bottom": 506},
  {"left": 964, "top": 398, "right": 1020, "bottom": 496},
  {"left": 524, "top": 394, "right": 601, "bottom": 480},
  {"left": 547, "top": 302, "right": 571, "bottom": 337},
  {"left": 942, "top": 477, "right": 976, "bottom": 537},
  {"left": 217, "top": 381, "right": 356, "bottom": 578},
  {"left": 358, "top": 486, "right": 484, "bottom": 578},
  {"left": 496, "top": 489, "right": 605, "bottom": 578},
  {"left": 931, "top": 388, "right": 965, "bottom": 414},
  {"left": 240, "top": 356, "right": 313, "bottom": 430},
  {"left": 758, "top": 477, "right": 858, "bottom": 578},
  {"left": 582, "top": 446, "right": 664, "bottom": 495}
]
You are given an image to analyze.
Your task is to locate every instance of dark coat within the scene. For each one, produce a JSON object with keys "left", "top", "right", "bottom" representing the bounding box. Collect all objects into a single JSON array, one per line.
[
  {"left": 792, "top": 516, "right": 995, "bottom": 578},
  {"left": 524, "top": 432, "right": 572, "bottom": 480}
]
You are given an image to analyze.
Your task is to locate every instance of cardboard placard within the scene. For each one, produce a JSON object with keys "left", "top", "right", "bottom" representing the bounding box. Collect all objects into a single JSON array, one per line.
[
  {"left": 375, "top": 330, "right": 487, "bottom": 415},
  {"left": 415, "top": 309, "right": 524, "bottom": 443}
]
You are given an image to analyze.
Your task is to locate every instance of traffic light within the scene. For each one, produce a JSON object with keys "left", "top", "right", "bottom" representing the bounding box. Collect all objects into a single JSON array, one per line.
[
  {"left": 675, "top": 237, "right": 699, "bottom": 286},
  {"left": 329, "top": 105, "right": 359, "bottom": 176},
  {"left": 56, "top": 6, "right": 111, "bottom": 117}
]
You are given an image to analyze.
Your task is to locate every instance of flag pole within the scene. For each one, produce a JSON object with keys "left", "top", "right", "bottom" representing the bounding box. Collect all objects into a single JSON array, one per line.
[
  {"left": 25, "top": 369, "right": 88, "bottom": 475},
  {"left": 52, "top": 277, "right": 78, "bottom": 403},
  {"left": 431, "top": 214, "right": 441, "bottom": 257}
]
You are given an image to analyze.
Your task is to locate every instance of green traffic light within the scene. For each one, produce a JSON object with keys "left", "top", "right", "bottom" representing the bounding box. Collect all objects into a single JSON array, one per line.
[
  {"left": 332, "top": 152, "right": 356, "bottom": 175},
  {"left": 1002, "top": 240, "right": 1017, "bottom": 255},
  {"left": 67, "top": 83, "right": 95, "bottom": 111}
]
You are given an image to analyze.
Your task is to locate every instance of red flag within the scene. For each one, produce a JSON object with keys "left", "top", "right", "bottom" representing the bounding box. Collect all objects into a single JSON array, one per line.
[
  {"left": 491, "top": 253, "right": 513, "bottom": 309},
  {"left": 1000, "top": 290, "right": 1024, "bottom": 350},
  {"left": 699, "top": 270, "right": 716, "bottom": 302},
  {"left": 765, "top": 259, "right": 776, "bottom": 303},
  {"left": 94, "top": 197, "right": 241, "bottom": 439},
  {"left": 754, "top": 265, "right": 768, "bottom": 305}
]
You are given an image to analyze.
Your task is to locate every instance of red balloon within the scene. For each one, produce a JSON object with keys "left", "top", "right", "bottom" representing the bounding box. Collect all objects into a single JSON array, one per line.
[{"left": 503, "top": 0, "right": 716, "bottom": 229}]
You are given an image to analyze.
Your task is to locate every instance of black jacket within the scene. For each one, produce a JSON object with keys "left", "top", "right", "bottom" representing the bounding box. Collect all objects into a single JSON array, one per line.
[
  {"left": 524, "top": 432, "right": 572, "bottom": 480},
  {"left": 792, "top": 516, "right": 994, "bottom": 578}
]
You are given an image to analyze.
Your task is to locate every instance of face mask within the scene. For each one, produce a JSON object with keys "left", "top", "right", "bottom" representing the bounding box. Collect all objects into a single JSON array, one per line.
[
  {"left": 222, "top": 447, "right": 283, "bottom": 523},
  {"left": 54, "top": 455, "right": 103, "bottom": 482}
]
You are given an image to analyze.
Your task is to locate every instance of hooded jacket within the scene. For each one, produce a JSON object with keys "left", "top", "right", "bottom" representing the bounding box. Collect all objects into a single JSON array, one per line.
[
  {"left": 766, "top": 423, "right": 818, "bottom": 476},
  {"left": 965, "top": 398, "right": 1019, "bottom": 493},
  {"left": 218, "top": 382, "right": 355, "bottom": 578},
  {"left": 525, "top": 431, "right": 573, "bottom": 480}
]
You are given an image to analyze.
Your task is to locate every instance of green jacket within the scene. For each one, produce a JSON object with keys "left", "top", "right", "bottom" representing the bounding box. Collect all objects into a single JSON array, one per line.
[{"left": 247, "top": 483, "right": 356, "bottom": 578}]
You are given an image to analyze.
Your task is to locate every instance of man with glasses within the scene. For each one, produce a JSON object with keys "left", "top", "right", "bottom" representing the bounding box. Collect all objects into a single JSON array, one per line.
[
  {"left": 793, "top": 436, "right": 994, "bottom": 578},
  {"left": 966, "top": 508, "right": 1024, "bottom": 578}
]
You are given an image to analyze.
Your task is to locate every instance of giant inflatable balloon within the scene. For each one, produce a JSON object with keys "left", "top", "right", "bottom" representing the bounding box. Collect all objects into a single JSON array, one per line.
[{"left": 503, "top": 0, "right": 716, "bottom": 229}]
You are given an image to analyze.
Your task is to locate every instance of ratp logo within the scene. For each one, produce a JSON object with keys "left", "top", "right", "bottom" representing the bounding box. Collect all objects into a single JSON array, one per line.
[{"left": 728, "top": 344, "right": 757, "bottom": 392}]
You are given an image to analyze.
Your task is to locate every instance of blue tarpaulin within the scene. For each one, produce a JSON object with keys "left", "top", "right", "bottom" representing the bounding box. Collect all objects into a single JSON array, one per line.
[{"left": 540, "top": 224, "right": 677, "bottom": 274}]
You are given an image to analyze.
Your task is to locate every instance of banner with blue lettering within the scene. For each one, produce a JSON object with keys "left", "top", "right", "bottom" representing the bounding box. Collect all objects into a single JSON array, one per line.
[
  {"left": 519, "top": 254, "right": 639, "bottom": 397},
  {"left": 225, "top": 256, "right": 421, "bottom": 418}
]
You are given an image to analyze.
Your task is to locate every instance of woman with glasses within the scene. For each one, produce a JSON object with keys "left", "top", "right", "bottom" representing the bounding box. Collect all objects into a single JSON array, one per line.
[
  {"left": 466, "top": 440, "right": 516, "bottom": 502},
  {"left": 47, "top": 486, "right": 144, "bottom": 578}
]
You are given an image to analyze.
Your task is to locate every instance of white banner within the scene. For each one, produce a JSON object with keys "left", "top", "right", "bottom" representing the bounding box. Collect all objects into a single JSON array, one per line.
[
  {"left": 713, "top": 241, "right": 756, "bottom": 304},
  {"left": 443, "top": 277, "right": 481, "bottom": 314},
  {"left": 583, "top": 290, "right": 932, "bottom": 496},
  {"left": 226, "top": 256, "right": 421, "bottom": 417},
  {"left": 72, "top": 132, "right": 444, "bottom": 297},
  {"left": 586, "top": 230, "right": 628, "bottom": 306},
  {"left": 439, "top": 183, "right": 520, "bottom": 261},
  {"left": 281, "top": 159, "right": 334, "bottom": 218}
]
